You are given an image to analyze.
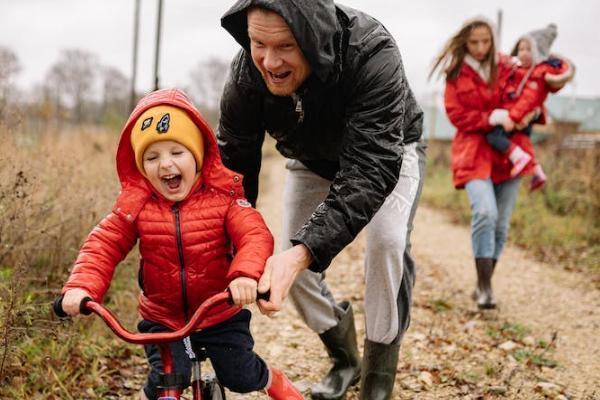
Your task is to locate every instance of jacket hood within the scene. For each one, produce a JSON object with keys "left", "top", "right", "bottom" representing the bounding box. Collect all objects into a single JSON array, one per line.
[
  {"left": 115, "top": 89, "right": 243, "bottom": 214},
  {"left": 221, "top": 0, "right": 341, "bottom": 84}
]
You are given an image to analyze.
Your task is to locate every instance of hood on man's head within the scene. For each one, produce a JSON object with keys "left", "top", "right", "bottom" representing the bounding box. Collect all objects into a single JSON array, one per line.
[{"left": 221, "top": 0, "right": 340, "bottom": 84}]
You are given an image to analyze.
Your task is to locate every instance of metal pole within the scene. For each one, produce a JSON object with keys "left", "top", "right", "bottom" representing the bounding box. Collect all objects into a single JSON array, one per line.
[
  {"left": 153, "top": 0, "right": 163, "bottom": 91},
  {"left": 429, "top": 91, "right": 437, "bottom": 140},
  {"left": 496, "top": 9, "right": 503, "bottom": 50},
  {"left": 130, "top": 0, "right": 140, "bottom": 111}
]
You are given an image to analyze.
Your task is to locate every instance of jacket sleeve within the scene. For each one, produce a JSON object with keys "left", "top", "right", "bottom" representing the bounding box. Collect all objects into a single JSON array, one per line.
[
  {"left": 61, "top": 212, "right": 138, "bottom": 302},
  {"left": 508, "top": 79, "right": 545, "bottom": 124},
  {"left": 291, "top": 38, "right": 422, "bottom": 272},
  {"left": 225, "top": 200, "right": 274, "bottom": 281},
  {"left": 444, "top": 78, "right": 493, "bottom": 134},
  {"left": 544, "top": 57, "right": 575, "bottom": 92},
  {"left": 217, "top": 56, "right": 265, "bottom": 207}
]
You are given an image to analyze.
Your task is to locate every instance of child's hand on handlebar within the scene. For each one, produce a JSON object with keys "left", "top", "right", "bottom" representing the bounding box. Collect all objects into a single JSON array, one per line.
[
  {"left": 62, "top": 288, "right": 92, "bottom": 316},
  {"left": 228, "top": 277, "right": 258, "bottom": 305}
]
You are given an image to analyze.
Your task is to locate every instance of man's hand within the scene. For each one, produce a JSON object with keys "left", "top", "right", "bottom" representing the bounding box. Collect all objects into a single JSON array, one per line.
[
  {"left": 229, "top": 277, "right": 258, "bottom": 305},
  {"left": 62, "top": 288, "right": 91, "bottom": 316},
  {"left": 257, "top": 244, "right": 313, "bottom": 316}
]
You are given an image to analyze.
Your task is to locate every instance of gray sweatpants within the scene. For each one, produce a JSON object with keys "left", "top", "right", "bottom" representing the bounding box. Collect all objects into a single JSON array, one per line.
[{"left": 285, "top": 141, "right": 426, "bottom": 345}]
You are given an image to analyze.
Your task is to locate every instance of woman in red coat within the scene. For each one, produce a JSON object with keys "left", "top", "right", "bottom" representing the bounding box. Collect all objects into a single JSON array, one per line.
[
  {"left": 430, "top": 17, "right": 525, "bottom": 309},
  {"left": 59, "top": 88, "right": 303, "bottom": 399}
]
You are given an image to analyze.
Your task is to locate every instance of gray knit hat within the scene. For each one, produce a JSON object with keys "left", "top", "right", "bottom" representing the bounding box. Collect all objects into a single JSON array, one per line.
[{"left": 515, "top": 23, "right": 558, "bottom": 64}]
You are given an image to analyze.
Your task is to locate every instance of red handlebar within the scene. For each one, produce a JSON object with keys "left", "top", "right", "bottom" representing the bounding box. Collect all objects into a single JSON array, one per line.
[{"left": 80, "top": 291, "right": 232, "bottom": 345}]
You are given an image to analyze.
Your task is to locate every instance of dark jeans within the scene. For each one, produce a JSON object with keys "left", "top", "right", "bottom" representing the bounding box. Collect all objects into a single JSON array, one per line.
[
  {"left": 487, "top": 123, "right": 534, "bottom": 154},
  {"left": 139, "top": 309, "right": 269, "bottom": 399}
]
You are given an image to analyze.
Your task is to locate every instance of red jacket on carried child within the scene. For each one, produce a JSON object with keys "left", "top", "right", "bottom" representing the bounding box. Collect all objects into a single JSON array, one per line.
[
  {"left": 503, "top": 58, "right": 571, "bottom": 126},
  {"left": 62, "top": 89, "right": 274, "bottom": 330},
  {"left": 490, "top": 58, "right": 573, "bottom": 183}
]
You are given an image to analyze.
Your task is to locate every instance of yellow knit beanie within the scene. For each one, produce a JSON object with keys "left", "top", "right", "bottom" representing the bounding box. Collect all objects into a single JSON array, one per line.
[{"left": 131, "top": 105, "right": 204, "bottom": 176}]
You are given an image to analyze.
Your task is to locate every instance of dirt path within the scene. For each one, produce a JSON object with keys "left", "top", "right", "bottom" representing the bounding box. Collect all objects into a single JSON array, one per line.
[{"left": 229, "top": 154, "right": 599, "bottom": 399}]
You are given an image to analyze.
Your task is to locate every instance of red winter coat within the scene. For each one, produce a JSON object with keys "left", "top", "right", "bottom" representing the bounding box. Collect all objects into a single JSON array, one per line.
[
  {"left": 444, "top": 58, "right": 507, "bottom": 188},
  {"left": 62, "top": 88, "right": 274, "bottom": 331}
]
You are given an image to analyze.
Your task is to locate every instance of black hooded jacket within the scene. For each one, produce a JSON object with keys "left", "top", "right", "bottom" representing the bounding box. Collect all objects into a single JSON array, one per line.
[{"left": 219, "top": 0, "right": 423, "bottom": 272}]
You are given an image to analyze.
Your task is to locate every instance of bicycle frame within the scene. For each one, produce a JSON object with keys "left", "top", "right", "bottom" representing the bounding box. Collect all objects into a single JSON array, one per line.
[{"left": 54, "top": 291, "right": 233, "bottom": 400}]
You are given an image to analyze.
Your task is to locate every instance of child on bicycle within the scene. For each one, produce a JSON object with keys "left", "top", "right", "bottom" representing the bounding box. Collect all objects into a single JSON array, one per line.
[
  {"left": 60, "top": 88, "right": 303, "bottom": 399},
  {"left": 487, "top": 23, "right": 574, "bottom": 190}
]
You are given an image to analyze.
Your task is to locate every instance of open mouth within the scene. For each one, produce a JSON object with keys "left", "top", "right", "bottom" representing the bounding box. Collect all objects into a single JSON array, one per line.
[
  {"left": 269, "top": 71, "right": 291, "bottom": 82},
  {"left": 162, "top": 174, "right": 182, "bottom": 190}
]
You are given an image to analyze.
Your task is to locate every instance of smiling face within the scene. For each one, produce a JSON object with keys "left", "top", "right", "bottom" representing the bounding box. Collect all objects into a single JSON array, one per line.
[
  {"left": 247, "top": 7, "right": 311, "bottom": 96},
  {"left": 142, "top": 140, "right": 199, "bottom": 202},
  {"left": 466, "top": 25, "right": 493, "bottom": 62},
  {"left": 517, "top": 39, "right": 533, "bottom": 67}
]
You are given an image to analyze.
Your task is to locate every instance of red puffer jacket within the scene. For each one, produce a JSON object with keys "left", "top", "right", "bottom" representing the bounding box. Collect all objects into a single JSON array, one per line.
[
  {"left": 62, "top": 88, "right": 274, "bottom": 330},
  {"left": 490, "top": 59, "right": 571, "bottom": 183},
  {"left": 505, "top": 59, "right": 570, "bottom": 125}
]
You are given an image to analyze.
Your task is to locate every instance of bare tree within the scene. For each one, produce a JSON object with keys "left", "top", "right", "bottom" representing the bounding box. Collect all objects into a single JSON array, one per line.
[
  {"left": 100, "top": 66, "right": 129, "bottom": 125},
  {"left": 45, "top": 49, "right": 98, "bottom": 124},
  {"left": 189, "top": 57, "right": 230, "bottom": 112},
  {"left": 0, "top": 46, "right": 21, "bottom": 120}
]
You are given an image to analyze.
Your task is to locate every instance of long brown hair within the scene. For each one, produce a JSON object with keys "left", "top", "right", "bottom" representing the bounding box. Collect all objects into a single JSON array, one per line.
[{"left": 429, "top": 18, "right": 497, "bottom": 83}]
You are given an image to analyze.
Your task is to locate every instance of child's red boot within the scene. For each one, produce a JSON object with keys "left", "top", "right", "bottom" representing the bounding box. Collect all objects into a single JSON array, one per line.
[
  {"left": 266, "top": 367, "right": 304, "bottom": 399},
  {"left": 508, "top": 146, "right": 532, "bottom": 177},
  {"left": 530, "top": 164, "right": 547, "bottom": 192}
]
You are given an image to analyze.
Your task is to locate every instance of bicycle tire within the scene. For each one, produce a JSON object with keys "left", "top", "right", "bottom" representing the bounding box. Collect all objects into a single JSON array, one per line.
[{"left": 202, "top": 374, "right": 226, "bottom": 400}]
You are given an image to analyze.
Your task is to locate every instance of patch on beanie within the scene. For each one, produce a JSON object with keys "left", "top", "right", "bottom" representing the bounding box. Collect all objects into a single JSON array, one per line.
[
  {"left": 141, "top": 117, "right": 153, "bottom": 131},
  {"left": 157, "top": 113, "right": 170, "bottom": 134}
]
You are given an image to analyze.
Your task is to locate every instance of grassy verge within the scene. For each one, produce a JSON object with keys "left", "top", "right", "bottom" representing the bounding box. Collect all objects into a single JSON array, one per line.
[
  {"left": 422, "top": 140, "right": 599, "bottom": 277},
  {"left": 0, "top": 125, "right": 144, "bottom": 397}
]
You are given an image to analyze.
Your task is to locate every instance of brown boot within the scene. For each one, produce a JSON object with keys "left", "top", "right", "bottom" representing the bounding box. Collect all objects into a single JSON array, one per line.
[
  {"left": 266, "top": 367, "right": 304, "bottom": 399},
  {"left": 472, "top": 258, "right": 496, "bottom": 309}
]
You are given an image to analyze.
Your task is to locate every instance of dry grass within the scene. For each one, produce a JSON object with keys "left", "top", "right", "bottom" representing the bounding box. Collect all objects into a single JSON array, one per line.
[
  {"left": 0, "top": 123, "right": 125, "bottom": 395},
  {"left": 422, "top": 139, "right": 600, "bottom": 275}
]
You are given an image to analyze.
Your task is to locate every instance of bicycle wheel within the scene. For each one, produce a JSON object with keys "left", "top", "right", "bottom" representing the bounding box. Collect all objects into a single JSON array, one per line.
[{"left": 202, "top": 374, "right": 226, "bottom": 400}]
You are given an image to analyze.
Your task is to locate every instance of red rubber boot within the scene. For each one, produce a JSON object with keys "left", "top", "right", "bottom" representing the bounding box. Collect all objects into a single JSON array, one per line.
[{"left": 266, "top": 367, "right": 304, "bottom": 399}]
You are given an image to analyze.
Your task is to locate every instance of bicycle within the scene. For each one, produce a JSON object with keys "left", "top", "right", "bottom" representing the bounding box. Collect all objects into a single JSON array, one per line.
[{"left": 54, "top": 290, "right": 269, "bottom": 400}]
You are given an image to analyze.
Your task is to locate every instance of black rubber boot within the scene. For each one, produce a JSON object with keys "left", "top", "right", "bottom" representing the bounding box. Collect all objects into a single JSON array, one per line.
[
  {"left": 472, "top": 257, "right": 496, "bottom": 309},
  {"left": 359, "top": 339, "right": 400, "bottom": 400},
  {"left": 311, "top": 301, "right": 361, "bottom": 400}
]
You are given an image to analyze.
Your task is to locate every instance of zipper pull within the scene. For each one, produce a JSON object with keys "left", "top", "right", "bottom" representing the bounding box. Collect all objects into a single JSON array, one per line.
[{"left": 292, "top": 92, "right": 304, "bottom": 124}]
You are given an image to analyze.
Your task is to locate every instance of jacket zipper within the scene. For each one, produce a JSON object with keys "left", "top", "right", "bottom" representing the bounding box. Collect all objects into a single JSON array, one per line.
[
  {"left": 292, "top": 92, "right": 305, "bottom": 124},
  {"left": 172, "top": 203, "right": 190, "bottom": 322}
]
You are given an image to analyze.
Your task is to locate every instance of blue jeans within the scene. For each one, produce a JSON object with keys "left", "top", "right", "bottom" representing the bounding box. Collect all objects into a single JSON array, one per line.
[{"left": 465, "top": 178, "right": 521, "bottom": 260}]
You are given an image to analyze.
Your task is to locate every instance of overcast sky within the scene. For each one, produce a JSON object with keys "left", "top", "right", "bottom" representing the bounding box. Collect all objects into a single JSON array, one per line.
[{"left": 2, "top": 0, "right": 599, "bottom": 101}]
